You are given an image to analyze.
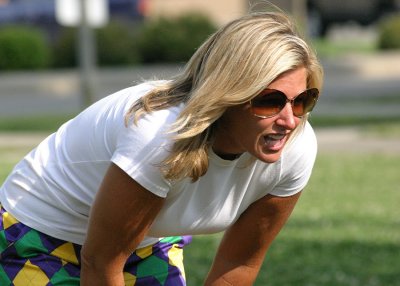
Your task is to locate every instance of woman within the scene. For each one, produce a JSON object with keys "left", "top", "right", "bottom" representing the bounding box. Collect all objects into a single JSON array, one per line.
[{"left": 0, "top": 11, "right": 322, "bottom": 285}]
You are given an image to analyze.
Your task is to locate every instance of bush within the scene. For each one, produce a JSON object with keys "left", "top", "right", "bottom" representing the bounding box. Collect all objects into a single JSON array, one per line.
[
  {"left": 0, "top": 25, "right": 51, "bottom": 70},
  {"left": 96, "top": 20, "right": 140, "bottom": 66},
  {"left": 53, "top": 14, "right": 216, "bottom": 67},
  {"left": 52, "top": 20, "right": 141, "bottom": 68},
  {"left": 378, "top": 14, "right": 400, "bottom": 50},
  {"left": 136, "top": 13, "right": 217, "bottom": 63},
  {"left": 51, "top": 27, "right": 76, "bottom": 68}
]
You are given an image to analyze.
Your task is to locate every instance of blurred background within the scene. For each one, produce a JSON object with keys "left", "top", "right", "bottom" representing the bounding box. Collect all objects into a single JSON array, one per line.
[
  {"left": 0, "top": 0, "right": 400, "bottom": 285},
  {"left": 0, "top": 0, "right": 399, "bottom": 119}
]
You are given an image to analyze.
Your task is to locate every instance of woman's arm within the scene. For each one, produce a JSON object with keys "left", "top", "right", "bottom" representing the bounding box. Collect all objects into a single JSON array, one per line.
[
  {"left": 204, "top": 192, "right": 301, "bottom": 285},
  {"left": 80, "top": 163, "right": 165, "bottom": 286}
]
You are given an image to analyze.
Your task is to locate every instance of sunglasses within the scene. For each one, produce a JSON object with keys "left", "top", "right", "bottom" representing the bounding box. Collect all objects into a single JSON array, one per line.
[{"left": 250, "top": 88, "right": 319, "bottom": 118}]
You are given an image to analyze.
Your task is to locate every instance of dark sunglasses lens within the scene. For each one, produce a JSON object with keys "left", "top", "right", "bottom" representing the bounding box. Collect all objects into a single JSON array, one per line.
[
  {"left": 251, "top": 91, "right": 286, "bottom": 117},
  {"left": 292, "top": 88, "right": 319, "bottom": 116}
]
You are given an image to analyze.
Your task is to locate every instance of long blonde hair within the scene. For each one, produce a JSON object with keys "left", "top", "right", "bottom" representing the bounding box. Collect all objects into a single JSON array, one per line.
[{"left": 126, "top": 11, "right": 323, "bottom": 182}]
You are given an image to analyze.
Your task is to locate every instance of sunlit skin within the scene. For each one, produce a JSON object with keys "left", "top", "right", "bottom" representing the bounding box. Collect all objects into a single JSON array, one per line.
[{"left": 213, "top": 67, "right": 307, "bottom": 163}]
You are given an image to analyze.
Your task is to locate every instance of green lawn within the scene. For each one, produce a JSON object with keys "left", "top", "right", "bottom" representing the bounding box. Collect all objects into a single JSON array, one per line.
[
  {"left": 312, "top": 38, "right": 377, "bottom": 58},
  {"left": 184, "top": 153, "right": 400, "bottom": 285},
  {"left": 1, "top": 114, "right": 400, "bottom": 133},
  {"left": 1, "top": 132, "right": 399, "bottom": 285}
]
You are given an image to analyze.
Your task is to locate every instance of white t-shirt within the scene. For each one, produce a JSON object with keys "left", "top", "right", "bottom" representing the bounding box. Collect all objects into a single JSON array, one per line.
[{"left": 0, "top": 82, "right": 317, "bottom": 248}]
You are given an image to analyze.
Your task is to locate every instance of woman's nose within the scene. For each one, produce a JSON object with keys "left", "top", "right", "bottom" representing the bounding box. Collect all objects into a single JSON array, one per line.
[{"left": 275, "top": 103, "right": 297, "bottom": 130}]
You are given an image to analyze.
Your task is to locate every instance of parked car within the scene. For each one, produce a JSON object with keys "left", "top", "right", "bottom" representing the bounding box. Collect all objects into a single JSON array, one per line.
[
  {"left": 0, "top": 0, "right": 55, "bottom": 25},
  {"left": 0, "top": 0, "right": 146, "bottom": 43},
  {"left": 307, "top": 0, "right": 400, "bottom": 36},
  {"left": 0, "top": 0, "right": 145, "bottom": 26},
  {"left": 265, "top": 0, "right": 400, "bottom": 37}
]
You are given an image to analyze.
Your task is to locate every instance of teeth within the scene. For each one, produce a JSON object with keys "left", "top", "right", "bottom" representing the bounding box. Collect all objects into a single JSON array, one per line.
[{"left": 267, "top": 134, "right": 285, "bottom": 140}]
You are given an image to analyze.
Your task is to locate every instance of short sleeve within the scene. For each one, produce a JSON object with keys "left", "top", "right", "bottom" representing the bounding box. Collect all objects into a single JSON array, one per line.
[
  {"left": 111, "top": 106, "right": 182, "bottom": 198},
  {"left": 269, "top": 122, "right": 318, "bottom": 197}
]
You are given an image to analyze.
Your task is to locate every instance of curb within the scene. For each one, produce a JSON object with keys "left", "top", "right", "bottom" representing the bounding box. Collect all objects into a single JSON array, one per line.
[{"left": 321, "top": 51, "right": 400, "bottom": 80}]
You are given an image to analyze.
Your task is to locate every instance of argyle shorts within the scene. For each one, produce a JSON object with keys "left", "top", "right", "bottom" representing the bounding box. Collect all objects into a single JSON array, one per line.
[{"left": 0, "top": 205, "right": 192, "bottom": 285}]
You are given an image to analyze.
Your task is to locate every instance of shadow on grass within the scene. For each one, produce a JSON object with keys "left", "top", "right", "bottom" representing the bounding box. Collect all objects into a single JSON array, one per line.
[{"left": 184, "top": 235, "right": 399, "bottom": 286}]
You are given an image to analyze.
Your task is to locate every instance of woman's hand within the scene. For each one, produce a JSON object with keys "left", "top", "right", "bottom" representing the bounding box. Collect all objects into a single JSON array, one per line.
[
  {"left": 80, "top": 163, "right": 165, "bottom": 286},
  {"left": 204, "top": 192, "right": 301, "bottom": 285}
]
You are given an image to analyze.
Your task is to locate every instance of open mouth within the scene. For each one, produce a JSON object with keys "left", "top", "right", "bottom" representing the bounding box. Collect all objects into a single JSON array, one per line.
[{"left": 263, "top": 133, "right": 287, "bottom": 151}]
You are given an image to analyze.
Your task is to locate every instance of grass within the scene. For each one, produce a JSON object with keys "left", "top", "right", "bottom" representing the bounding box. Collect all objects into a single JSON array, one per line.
[
  {"left": 312, "top": 38, "right": 377, "bottom": 58},
  {"left": 1, "top": 130, "right": 399, "bottom": 285},
  {"left": 184, "top": 153, "right": 400, "bottom": 285},
  {"left": 310, "top": 115, "right": 400, "bottom": 128},
  {"left": 0, "top": 114, "right": 77, "bottom": 132},
  {"left": 1, "top": 118, "right": 399, "bottom": 285},
  {"left": 1, "top": 113, "right": 400, "bottom": 133}
]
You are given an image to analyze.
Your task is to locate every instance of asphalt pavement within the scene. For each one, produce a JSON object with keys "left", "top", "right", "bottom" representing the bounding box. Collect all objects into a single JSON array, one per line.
[
  {"left": 1, "top": 51, "right": 400, "bottom": 155},
  {"left": 0, "top": 52, "right": 399, "bottom": 118}
]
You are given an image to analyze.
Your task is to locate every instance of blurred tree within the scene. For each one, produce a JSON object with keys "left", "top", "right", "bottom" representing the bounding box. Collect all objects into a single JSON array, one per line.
[{"left": 136, "top": 13, "right": 216, "bottom": 63}]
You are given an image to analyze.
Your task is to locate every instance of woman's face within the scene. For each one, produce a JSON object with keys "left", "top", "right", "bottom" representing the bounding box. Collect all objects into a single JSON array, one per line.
[{"left": 213, "top": 67, "right": 307, "bottom": 163}]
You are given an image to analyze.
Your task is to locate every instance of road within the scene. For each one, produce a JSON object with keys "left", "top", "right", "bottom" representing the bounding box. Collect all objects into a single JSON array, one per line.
[
  {"left": 0, "top": 52, "right": 399, "bottom": 117},
  {"left": 0, "top": 65, "right": 182, "bottom": 117},
  {"left": 1, "top": 52, "right": 400, "bottom": 156}
]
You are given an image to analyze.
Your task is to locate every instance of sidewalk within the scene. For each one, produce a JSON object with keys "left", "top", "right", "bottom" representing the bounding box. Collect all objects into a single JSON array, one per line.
[
  {"left": 315, "top": 127, "right": 400, "bottom": 154},
  {"left": 0, "top": 52, "right": 400, "bottom": 117},
  {"left": 0, "top": 132, "right": 49, "bottom": 148},
  {"left": 321, "top": 51, "right": 400, "bottom": 80}
]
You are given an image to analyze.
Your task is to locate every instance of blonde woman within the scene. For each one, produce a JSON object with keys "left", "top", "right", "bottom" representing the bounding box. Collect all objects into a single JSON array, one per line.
[{"left": 0, "top": 11, "right": 322, "bottom": 286}]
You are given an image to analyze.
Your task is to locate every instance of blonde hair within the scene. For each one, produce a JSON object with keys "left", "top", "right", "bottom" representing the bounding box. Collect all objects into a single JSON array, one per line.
[{"left": 126, "top": 11, "right": 323, "bottom": 182}]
